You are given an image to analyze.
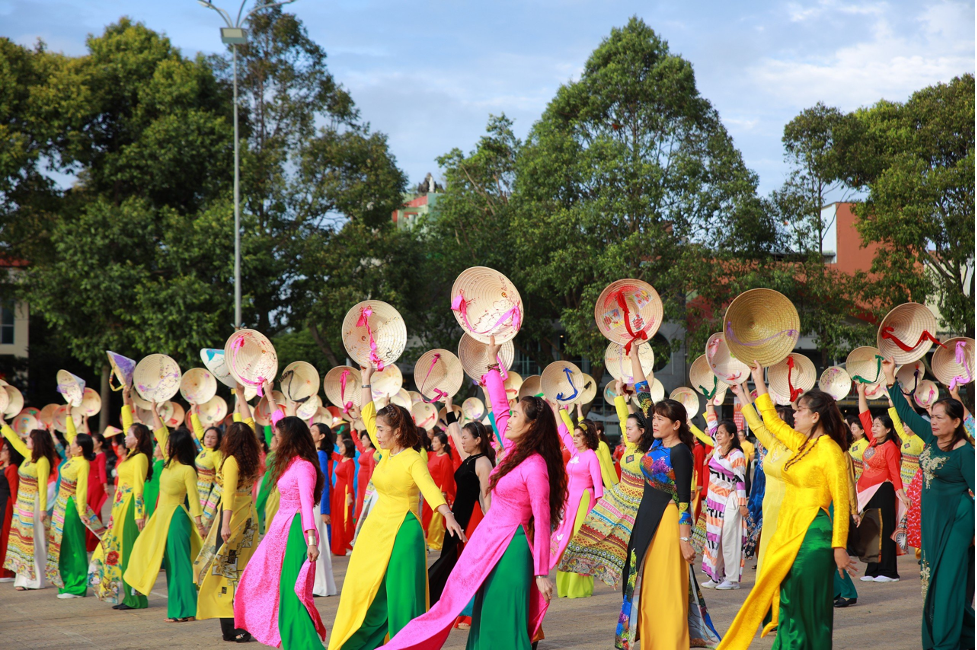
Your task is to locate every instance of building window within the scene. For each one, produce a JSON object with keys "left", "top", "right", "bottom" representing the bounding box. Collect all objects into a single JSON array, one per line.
[{"left": 0, "top": 303, "right": 14, "bottom": 345}]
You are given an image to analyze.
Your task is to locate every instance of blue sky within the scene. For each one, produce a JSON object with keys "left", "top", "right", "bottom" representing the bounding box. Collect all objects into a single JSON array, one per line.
[{"left": 2, "top": 0, "right": 973, "bottom": 196}]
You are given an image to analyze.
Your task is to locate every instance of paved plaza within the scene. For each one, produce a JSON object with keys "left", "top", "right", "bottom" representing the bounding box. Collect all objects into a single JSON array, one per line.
[{"left": 0, "top": 551, "right": 925, "bottom": 649}]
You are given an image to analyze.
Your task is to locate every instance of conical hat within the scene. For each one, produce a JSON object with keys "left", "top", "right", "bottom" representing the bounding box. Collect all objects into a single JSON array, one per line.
[
  {"left": 604, "top": 342, "right": 655, "bottom": 384},
  {"left": 462, "top": 397, "right": 485, "bottom": 421},
  {"left": 723, "top": 289, "right": 800, "bottom": 367},
  {"left": 103, "top": 425, "right": 123, "bottom": 438},
  {"left": 224, "top": 330, "right": 278, "bottom": 391},
  {"left": 323, "top": 366, "right": 362, "bottom": 415},
  {"left": 180, "top": 368, "right": 218, "bottom": 405},
  {"left": 198, "top": 395, "right": 228, "bottom": 427},
  {"left": 706, "top": 332, "right": 750, "bottom": 385},
  {"left": 819, "top": 366, "right": 852, "bottom": 401},
  {"left": 864, "top": 382, "right": 887, "bottom": 401},
  {"left": 371, "top": 364, "right": 404, "bottom": 401},
  {"left": 712, "top": 384, "right": 729, "bottom": 406},
  {"left": 931, "top": 337, "right": 975, "bottom": 389},
  {"left": 106, "top": 351, "right": 136, "bottom": 390},
  {"left": 79, "top": 387, "right": 102, "bottom": 417},
  {"left": 342, "top": 300, "right": 407, "bottom": 368},
  {"left": 768, "top": 353, "right": 816, "bottom": 403},
  {"left": 157, "top": 401, "right": 185, "bottom": 429},
  {"left": 649, "top": 378, "right": 665, "bottom": 403},
  {"left": 131, "top": 392, "right": 152, "bottom": 411},
  {"left": 518, "top": 375, "right": 542, "bottom": 399},
  {"left": 412, "top": 401, "right": 438, "bottom": 431},
  {"left": 877, "top": 302, "right": 940, "bottom": 364},
  {"left": 689, "top": 354, "right": 729, "bottom": 400},
  {"left": 540, "top": 361, "right": 585, "bottom": 407},
  {"left": 895, "top": 361, "right": 926, "bottom": 395},
  {"left": 389, "top": 389, "right": 412, "bottom": 410},
  {"left": 279, "top": 361, "right": 320, "bottom": 403},
  {"left": 253, "top": 391, "right": 285, "bottom": 427},
  {"left": 914, "top": 380, "right": 940, "bottom": 408},
  {"left": 310, "top": 406, "right": 333, "bottom": 426},
  {"left": 408, "top": 391, "right": 423, "bottom": 405},
  {"left": 12, "top": 411, "right": 38, "bottom": 437},
  {"left": 670, "top": 387, "right": 699, "bottom": 420},
  {"left": 503, "top": 371, "right": 523, "bottom": 401},
  {"left": 414, "top": 349, "right": 464, "bottom": 402},
  {"left": 0, "top": 386, "right": 9, "bottom": 417},
  {"left": 603, "top": 382, "right": 618, "bottom": 405},
  {"left": 578, "top": 373, "right": 598, "bottom": 405},
  {"left": 324, "top": 405, "right": 344, "bottom": 427},
  {"left": 20, "top": 406, "right": 39, "bottom": 421},
  {"left": 457, "top": 333, "right": 514, "bottom": 382},
  {"left": 56, "top": 370, "right": 85, "bottom": 407},
  {"left": 296, "top": 395, "right": 321, "bottom": 420},
  {"left": 38, "top": 404, "right": 58, "bottom": 429},
  {"left": 53, "top": 404, "right": 71, "bottom": 433},
  {"left": 133, "top": 405, "right": 154, "bottom": 426},
  {"left": 438, "top": 404, "right": 463, "bottom": 429},
  {"left": 133, "top": 354, "right": 182, "bottom": 403},
  {"left": 200, "top": 348, "right": 236, "bottom": 388},
  {"left": 450, "top": 267, "right": 523, "bottom": 344},
  {"left": 768, "top": 386, "right": 792, "bottom": 406},
  {"left": 846, "top": 347, "right": 885, "bottom": 386},
  {"left": 594, "top": 279, "right": 663, "bottom": 349},
  {"left": 3, "top": 385, "right": 23, "bottom": 419}
]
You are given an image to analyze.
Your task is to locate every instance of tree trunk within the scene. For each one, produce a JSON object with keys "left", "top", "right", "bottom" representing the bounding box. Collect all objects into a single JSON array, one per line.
[
  {"left": 308, "top": 322, "right": 340, "bottom": 367},
  {"left": 98, "top": 363, "right": 111, "bottom": 433}
]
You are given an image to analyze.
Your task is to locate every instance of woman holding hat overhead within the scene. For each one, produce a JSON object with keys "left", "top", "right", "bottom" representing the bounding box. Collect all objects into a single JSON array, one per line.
[
  {"left": 189, "top": 410, "right": 224, "bottom": 532},
  {"left": 719, "top": 363, "right": 855, "bottom": 650},
  {"left": 123, "top": 408, "right": 205, "bottom": 622},
  {"left": 0, "top": 438, "right": 24, "bottom": 582},
  {"left": 881, "top": 358, "right": 975, "bottom": 650},
  {"left": 855, "top": 382, "right": 907, "bottom": 583},
  {"left": 379, "top": 335, "right": 565, "bottom": 650},
  {"left": 327, "top": 364, "right": 465, "bottom": 650},
  {"left": 1, "top": 422, "right": 59, "bottom": 590}
]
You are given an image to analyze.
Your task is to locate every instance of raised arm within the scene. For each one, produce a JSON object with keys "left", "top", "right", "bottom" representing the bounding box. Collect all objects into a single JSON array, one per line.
[
  {"left": 0, "top": 422, "right": 29, "bottom": 459},
  {"left": 66, "top": 412, "right": 78, "bottom": 445},
  {"left": 122, "top": 386, "right": 134, "bottom": 433},
  {"left": 151, "top": 403, "right": 170, "bottom": 459},
  {"left": 444, "top": 394, "right": 469, "bottom": 462},
  {"left": 359, "top": 366, "right": 381, "bottom": 452},
  {"left": 882, "top": 357, "right": 934, "bottom": 445},
  {"left": 856, "top": 383, "right": 873, "bottom": 434},
  {"left": 234, "top": 383, "right": 255, "bottom": 430},
  {"left": 482, "top": 368, "right": 510, "bottom": 447},
  {"left": 556, "top": 407, "right": 576, "bottom": 456}
]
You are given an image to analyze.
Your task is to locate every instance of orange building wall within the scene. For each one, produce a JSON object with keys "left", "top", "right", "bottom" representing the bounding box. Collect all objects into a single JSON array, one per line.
[{"left": 830, "top": 202, "right": 880, "bottom": 276}]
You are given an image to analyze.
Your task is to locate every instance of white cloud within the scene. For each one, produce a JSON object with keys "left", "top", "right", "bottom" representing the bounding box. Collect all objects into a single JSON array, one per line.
[{"left": 786, "top": 0, "right": 887, "bottom": 23}]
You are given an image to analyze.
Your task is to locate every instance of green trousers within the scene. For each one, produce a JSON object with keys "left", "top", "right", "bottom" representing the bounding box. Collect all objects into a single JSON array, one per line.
[
  {"left": 58, "top": 498, "right": 88, "bottom": 596},
  {"left": 163, "top": 508, "right": 197, "bottom": 619},
  {"left": 467, "top": 527, "right": 533, "bottom": 650},
  {"left": 829, "top": 505, "right": 857, "bottom": 601},
  {"left": 342, "top": 512, "right": 427, "bottom": 650},
  {"left": 280, "top": 514, "right": 323, "bottom": 649},
  {"left": 120, "top": 502, "right": 148, "bottom": 609},
  {"left": 772, "top": 510, "right": 834, "bottom": 650}
]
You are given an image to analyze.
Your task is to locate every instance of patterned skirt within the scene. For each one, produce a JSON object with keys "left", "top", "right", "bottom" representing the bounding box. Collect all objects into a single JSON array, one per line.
[
  {"left": 4, "top": 474, "right": 40, "bottom": 580},
  {"left": 45, "top": 476, "right": 105, "bottom": 586},
  {"left": 194, "top": 487, "right": 258, "bottom": 620}
]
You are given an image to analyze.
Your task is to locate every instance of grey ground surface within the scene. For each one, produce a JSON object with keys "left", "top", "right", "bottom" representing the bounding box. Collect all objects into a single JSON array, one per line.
[{"left": 0, "top": 547, "right": 924, "bottom": 649}]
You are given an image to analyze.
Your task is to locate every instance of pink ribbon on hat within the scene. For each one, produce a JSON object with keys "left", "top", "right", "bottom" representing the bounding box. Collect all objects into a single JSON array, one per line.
[
  {"left": 451, "top": 291, "right": 522, "bottom": 337},
  {"left": 949, "top": 341, "right": 973, "bottom": 391},
  {"left": 339, "top": 369, "right": 354, "bottom": 416},
  {"left": 230, "top": 335, "right": 266, "bottom": 396},
  {"left": 612, "top": 290, "right": 653, "bottom": 354},
  {"left": 356, "top": 306, "right": 386, "bottom": 371},
  {"left": 419, "top": 353, "right": 448, "bottom": 404}
]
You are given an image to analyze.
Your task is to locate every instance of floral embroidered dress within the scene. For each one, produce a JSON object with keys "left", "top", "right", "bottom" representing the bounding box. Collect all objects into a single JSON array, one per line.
[{"left": 1, "top": 425, "right": 51, "bottom": 589}]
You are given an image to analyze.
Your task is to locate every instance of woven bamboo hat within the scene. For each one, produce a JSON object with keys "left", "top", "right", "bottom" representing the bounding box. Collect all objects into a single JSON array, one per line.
[
  {"left": 457, "top": 333, "right": 514, "bottom": 382},
  {"left": 38, "top": 404, "right": 58, "bottom": 429},
  {"left": 518, "top": 375, "right": 542, "bottom": 399},
  {"left": 276, "top": 361, "right": 318, "bottom": 403},
  {"left": 540, "top": 361, "right": 585, "bottom": 407},
  {"left": 451, "top": 267, "right": 523, "bottom": 344},
  {"left": 604, "top": 341, "right": 655, "bottom": 384},
  {"left": 414, "top": 349, "right": 464, "bottom": 402},
  {"left": 818, "top": 366, "right": 852, "bottom": 401},
  {"left": 670, "top": 387, "right": 699, "bottom": 420},
  {"left": 181, "top": 368, "right": 218, "bottom": 405},
  {"left": 877, "top": 302, "right": 940, "bottom": 365},
  {"left": 103, "top": 425, "right": 123, "bottom": 438},
  {"left": 932, "top": 337, "right": 975, "bottom": 388},
  {"left": 12, "top": 411, "right": 38, "bottom": 437},
  {"left": 914, "top": 380, "right": 940, "bottom": 408},
  {"left": 706, "top": 332, "right": 750, "bottom": 385},
  {"left": 56, "top": 370, "right": 85, "bottom": 407},
  {"left": 371, "top": 364, "right": 404, "bottom": 401},
  {"left": 342, "top": 300, "right": 407, "bottom": 369},
  {"left": 296, "top": 395, "right": 320, "bottom": 420},
  {"left": 689, "top": 354, "right": 729, "bottom": 400},
  {"left": 0, "top": 387, "right": 9, "bottom": 417},
  {"left": 503, "top": 371, "right": 523, "bottom": 401},
  {"left": 603, "top": 382, "right": 618, "bottom": 405},
  {"left": 53, "top": 404, "right": 70, "bottom": 433},
  {"left": 578, "top": 373, "right": 598, "bottom": 405},
  {"left": 79, "top": 387, "right": 102, "bottom": 417},
  {"left": 390, "top": 389, "right": 412, "bottom": 410},
  {"left": 712, "top": 384, "right": 729, "bottom": 406},
  {"left": 157, "top": 401, "right": 185, "bottom": 428},
  {"left": 106, "top": 351, "right": 136, "bottom": 390},
  {"left": 408, "top": 391, "right": 423, "bottom": 405},
  {"left": 200, "top": 348, "right": 236, "bottom": 388},
  {"left": 198, "top": 395, "right": 228, "bottom": 426},
  {"left": 865, "top": 382, "right": 887, "bottom": 401},
  {"left": 224, "top": 330, "right": 278, "bottom": 392},
  {"left": 438, "top": 404, "right": 463, "bottom": 429},
  {"left": 846, "top": 346, "right": 886, "bottom": 386},
  {"left": 412, "top": 401, "right": 438, "bottom": 431},
  {"left": 723, "top": 289, "right": 800, "bottom": 367},
  {"left": 649, "top": 378, "right": 666, "bottom": 403},
  {"left": 768, "top": 353, "right": 816, "bottom": 403},
  {"left": 896, "top": 361, "right": 926, "bottom": 395},
  {"left": 131, "top": 392, "right": 152, "bottom": 412},
  {"left": 595, "top": 279, "right": 663, "bottom": 349},
  {"left": 767, "top": 386, "right": 793, "bottom": 406},
  {"left": 462, "top": 397, "right": 485, "bottom": 421},
  {"left": 134, "top": 354, "right": 182, "bottom": 403},
  {"left": 254, "top": 391, "right": 285, "bottom": 427},
  {"left": 323, "top": 366, "right": 362, "bottom": 415},
  {"left": 3, "top": 385, "right": 23, "bottom": 419}
]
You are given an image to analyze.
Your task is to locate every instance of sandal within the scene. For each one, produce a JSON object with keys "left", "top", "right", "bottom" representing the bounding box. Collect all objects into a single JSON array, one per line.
[
  {"left": 235, "top": 631, "right": 252, "bottom": 643},
  {"left": 14, "top": 586, "right": 26, "bottom": 591}
]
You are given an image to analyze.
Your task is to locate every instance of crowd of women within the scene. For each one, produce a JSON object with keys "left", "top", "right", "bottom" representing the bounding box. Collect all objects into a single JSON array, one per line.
[{"left": 0, "top": 281, "right": 973, "bottom": 650}]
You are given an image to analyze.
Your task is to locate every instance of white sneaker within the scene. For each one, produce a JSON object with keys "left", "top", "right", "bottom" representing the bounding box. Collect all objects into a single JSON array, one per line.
[
  {"left": 700, "top": 580, "right": 717, "bottom": 589},
  {"left": 0, "top": 577, "right": 14, "bottom": 583},
  {"left": 873, "top": 576, "right": 900, "bottom": 583},
  {"left": 57, "top": 593, "right": 82, "bottom": 599},
  {"left": 859, "top": 575, "right": 876, "bottom": 582},
  {"left": 716, "top": 580, "right": 740, "bottom": 590}
]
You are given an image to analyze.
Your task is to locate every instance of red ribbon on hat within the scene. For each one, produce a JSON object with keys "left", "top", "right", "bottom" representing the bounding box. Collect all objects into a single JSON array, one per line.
[
  {"left": 356, "top": 306, "right": 386, "bottom": 371},
  {"left": 613, "top": 290, "right": 653, "bottom": 354},
  {"left": 785, "top": 355, "right": 803, "bottom": 402},
  {"left": 451, "top": 291, "right": 522, "bottom": 337},
  {"left": 880, "top": 326, "right": 946, "bottom": 352},
  {"left": 419, "top": 353, "right": 448, "bottom": 404}
]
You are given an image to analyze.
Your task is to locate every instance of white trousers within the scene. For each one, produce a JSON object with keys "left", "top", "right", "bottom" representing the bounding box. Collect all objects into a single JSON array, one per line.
[
  {"left": 312, "top": 514, "right": 337, "bottom": 596},
  {"left": 716, "top": 491, "right": 744, "bottom": 583}
]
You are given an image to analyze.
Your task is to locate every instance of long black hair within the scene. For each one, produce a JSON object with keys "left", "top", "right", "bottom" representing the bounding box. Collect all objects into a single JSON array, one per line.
[
  {"left": 166, "top": 428, "right": 198, "bottom": 470},
  {"left": 1, "top": 438, "right": 24, "bottom": 466},
  {"left": 311, "top": 422, "right": 335, "bottom": 455},
  {"left": 784, "top": 389, "right": 849, "bottom": 471},
  {"left": 872, "top": 412, "right": 898, "bottom": 446},
  {"left": 268, "top": 417, "right": 325, "bottom": 506},
  {"left": 630, "top": 411, "right": 654, "bottom": 453},
  {"left": 74, "top": 433, "right": 97, "bottom": 462},
  {"left": 203, "top": 426, "right": 223, "bottom": 450},
  {"left": 433, "top": 431, "right": 453, "bottom": 458},
  {"left": 462, "top": 421, "right": 496, "bottom": 465},
  {"left": 29, "top": 429, "right": 60, "bottom": 469},
  {"left": 128, "top": 423, "right": 155, "bottom": 482}
]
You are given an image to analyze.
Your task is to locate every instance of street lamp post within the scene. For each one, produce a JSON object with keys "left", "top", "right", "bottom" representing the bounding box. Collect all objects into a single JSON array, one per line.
[{"left": 196, "top": 0, "right": 297, "bottom": 329}]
